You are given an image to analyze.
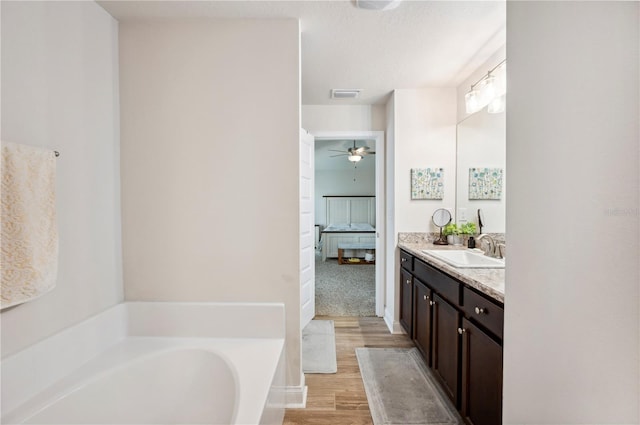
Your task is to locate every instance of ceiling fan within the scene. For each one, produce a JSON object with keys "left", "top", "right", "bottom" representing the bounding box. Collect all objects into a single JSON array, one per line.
[{"left": 329, "top": 141, "right": 375, "bottom": 163}]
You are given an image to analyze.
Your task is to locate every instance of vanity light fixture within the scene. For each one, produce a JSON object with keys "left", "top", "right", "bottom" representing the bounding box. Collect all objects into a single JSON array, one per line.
[
  {"left": 487, "top": 95, "right": 506, "bottom": 114},
  {"left": 348, "top": 154, "right": 363, "bottom": 162},
  {"left": 464, "top": 60, "right": 506, "bottom": 114},
  {"left": 465, "top": 90, "right": 481, "bottom": 114}
]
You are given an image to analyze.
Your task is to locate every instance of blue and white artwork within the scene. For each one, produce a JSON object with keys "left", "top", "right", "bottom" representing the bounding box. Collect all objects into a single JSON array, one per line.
[
  {"left": 411, "top": 168, "right": 444, "bottom": 200},
  {"left": 469, "top": 168, "right": 503, "bottom": 200}
]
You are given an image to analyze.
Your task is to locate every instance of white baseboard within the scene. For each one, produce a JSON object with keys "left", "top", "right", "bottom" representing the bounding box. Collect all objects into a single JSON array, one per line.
[
  {"left": 384, "top": 307, "right": 405, "bottom": 334},
  {"left": 284, "top": 373, "right": 307, "bottom": 408}
]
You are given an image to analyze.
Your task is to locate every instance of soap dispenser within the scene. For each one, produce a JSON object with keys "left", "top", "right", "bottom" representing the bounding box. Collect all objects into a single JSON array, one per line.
[{"left": 468, "top": 236, "right": 476, "bottom": 249}]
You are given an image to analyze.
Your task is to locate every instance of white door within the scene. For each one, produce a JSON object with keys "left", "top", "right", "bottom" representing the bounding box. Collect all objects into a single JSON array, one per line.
[{"left": 300, "top": 128, "right": 315, "bottom": 329}]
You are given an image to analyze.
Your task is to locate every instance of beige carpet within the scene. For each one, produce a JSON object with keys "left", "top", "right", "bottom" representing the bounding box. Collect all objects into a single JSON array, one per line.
[
  {"left": 315, "top": 252, "right": 375, "bottom": 316},
  {"left": 356, "top": 347, "right": 463, "bottom": 425}
]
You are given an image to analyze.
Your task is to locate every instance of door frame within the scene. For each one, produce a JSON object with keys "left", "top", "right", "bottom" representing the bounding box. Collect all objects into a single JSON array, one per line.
[{"left": 312, "top": 130, "right": 385, "bottom": 317}]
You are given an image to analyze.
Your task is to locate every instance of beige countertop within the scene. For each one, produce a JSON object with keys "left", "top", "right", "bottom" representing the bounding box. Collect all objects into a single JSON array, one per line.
[{"left": 398, "top": 241, "right": 505, "bottom": 304}]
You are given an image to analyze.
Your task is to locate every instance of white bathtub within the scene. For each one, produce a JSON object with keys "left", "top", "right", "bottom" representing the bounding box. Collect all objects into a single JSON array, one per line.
[{"left": 1, "top": 302, "right": 286, "bottom": 424}]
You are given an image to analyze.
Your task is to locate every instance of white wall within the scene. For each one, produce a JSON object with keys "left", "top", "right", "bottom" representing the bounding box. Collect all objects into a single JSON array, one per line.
[
  {"left": 504, "top": 2, "right": 639, "bottom": 423},
  {"left": 456, "top": 110, "right": 505, "bottom": 233},
  {"left": 0, "top": 1, "right": 122, "bottom": 358},
  {"left": 302, "top": 105, "right": 386, "bottom": 133},
  {"left": 314, "top": 169, "right": 375, "bottom": 226},
  {"left": 118, "top": 20, "right": 302, "bottom": 389},
  {"left": 388, "top": 88, "right": 457, "bottom": 331},
  {"left": 393, "top": 89, "right": 457, "bottom": 234}
]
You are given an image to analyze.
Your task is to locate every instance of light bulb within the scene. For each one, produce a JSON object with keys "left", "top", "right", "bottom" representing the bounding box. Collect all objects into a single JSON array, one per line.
[
  {"left": 478, "top": 74, "right": 497, "bottom": 107},
  {"left": 348, "top": 155, "right": 362, "bottom": 162},
  {"left": 488, "top": 95, "right": 505, "bottom": 114},
  {"left": 465, "top": 90, "right": 480, "bottom": 114}
]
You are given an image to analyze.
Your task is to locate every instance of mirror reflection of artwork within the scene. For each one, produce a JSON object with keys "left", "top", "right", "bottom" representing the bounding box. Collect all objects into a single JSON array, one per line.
[
  {"left": 469, "top": 168, "right": 503, "bottom": 200},
  {"left": 411, "top": 168, "right": 444, "bottom": 200}
]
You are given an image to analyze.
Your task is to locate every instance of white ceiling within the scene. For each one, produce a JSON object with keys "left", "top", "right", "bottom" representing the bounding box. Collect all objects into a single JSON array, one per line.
[
  {"left": 97, "top": 0, "right": 506, "bottom": 105},
  {"left": 98, "top": 0, "right": 505, "bottom": 171}
]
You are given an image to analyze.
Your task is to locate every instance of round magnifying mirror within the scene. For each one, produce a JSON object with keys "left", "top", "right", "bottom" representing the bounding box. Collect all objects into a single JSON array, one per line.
[
  {"left": 432, "top": 208, "right": 451, "bottom": 227},
  {"left": 432, "top": 208, "right": 452, "bottom": 245}
]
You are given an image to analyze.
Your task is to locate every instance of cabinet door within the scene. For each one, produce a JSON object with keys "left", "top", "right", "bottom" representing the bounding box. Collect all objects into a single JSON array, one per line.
[
  {"left": 461, "top": 318, "right": 503, "bottom": 425},
  {"left": 413, "top": 279, "right": 432, "bottom": 365},
  {"left": 432, "top": 293, "right": 461, "bottom": 407},
  {"left": 399, "top": 268, "right": 413, "bottom": 335}
]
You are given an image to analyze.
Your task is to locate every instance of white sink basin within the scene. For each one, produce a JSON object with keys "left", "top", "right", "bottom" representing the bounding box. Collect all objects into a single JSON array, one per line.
[{"left": 421, "top": 249, "right": 505, "bottom": 269}]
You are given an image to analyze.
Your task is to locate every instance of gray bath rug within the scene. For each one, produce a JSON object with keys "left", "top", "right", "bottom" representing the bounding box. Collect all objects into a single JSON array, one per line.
[
  {"left": 302, "top": 320, "right": 337, "bottom": 373},
  {"left": 356, "top": 348, "right": 462, "bottom": 425}
]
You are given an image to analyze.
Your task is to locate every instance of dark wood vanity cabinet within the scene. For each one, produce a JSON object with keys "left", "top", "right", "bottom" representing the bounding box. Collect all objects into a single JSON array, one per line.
[
  {"left": 413, "top": 279, "right": 432, "bottom": 364},
  {"left": 399, "top": 249, "right": 504, "bottom": 425},
  {"left": 432, "top": 293, "right": 461, "bottom": 406},
  {"left": 461, "top": 318, "right": 503, "bottom": 425},
  {"left": 400, "top": 268, "right": 413, "bottom": 335}
]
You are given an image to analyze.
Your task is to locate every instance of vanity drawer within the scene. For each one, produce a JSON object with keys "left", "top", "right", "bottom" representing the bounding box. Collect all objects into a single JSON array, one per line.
[
  {"left": 400, "top": 250, "right": 413, "bottom": 272},
  {"left": 414, "top": 259, "right": 460, "bottom": 306},
  {"left": 462, "top": 287, "right": 504, "bottom": 340}
]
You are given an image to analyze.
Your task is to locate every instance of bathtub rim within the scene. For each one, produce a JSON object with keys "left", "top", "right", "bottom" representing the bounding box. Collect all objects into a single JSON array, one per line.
[{"left": 1, "top": 301, "right": 286, "bottom": 424}]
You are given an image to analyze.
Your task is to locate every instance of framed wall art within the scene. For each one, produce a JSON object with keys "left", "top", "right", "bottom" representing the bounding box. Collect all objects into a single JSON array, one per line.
[
  {"left": 411, "top": 168, "right": 444, "bottom": 200},
  {"left": 469, "top": 167, "right": 503, "bottom": 200}
]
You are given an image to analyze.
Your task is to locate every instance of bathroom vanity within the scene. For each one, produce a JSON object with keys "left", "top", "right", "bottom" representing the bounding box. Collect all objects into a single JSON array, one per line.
[{"left": 398, "top": 241, "right": 504, "bottom": 425}]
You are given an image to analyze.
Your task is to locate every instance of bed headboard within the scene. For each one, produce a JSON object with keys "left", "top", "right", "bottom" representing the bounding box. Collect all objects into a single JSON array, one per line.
[{"left": 324, "top": 196, "right": 375, "bottom": 227}]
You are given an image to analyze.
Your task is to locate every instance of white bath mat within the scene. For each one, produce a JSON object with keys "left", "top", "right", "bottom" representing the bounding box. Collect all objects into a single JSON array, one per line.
[{"left": 302, "top": 320, "right": 337, "bottom": 373}]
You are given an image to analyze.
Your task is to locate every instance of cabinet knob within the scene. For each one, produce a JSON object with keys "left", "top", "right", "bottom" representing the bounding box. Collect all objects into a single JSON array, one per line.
[
  {"left": 401, "top": 258, "right": 407, "bottom": 263},
  {"left": 406, "top": 279, "right": 410, "bottom": 285},
  {"left": 458, "top": 327, "right": 466, "bottom": 335},
  {"left": 423, "top": 294, "right": 430, "bottom": 301},
  {"left": 429, "top": 300, "right": 435, "bottom": 306},
  {"left": 474, "top": 307, "right": 485, "bottom": 315}
]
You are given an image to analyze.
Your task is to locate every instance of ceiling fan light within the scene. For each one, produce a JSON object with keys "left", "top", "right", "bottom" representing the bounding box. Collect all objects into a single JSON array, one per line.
[{"left": 348, "top": 155, "right": 362, "bottom": 162}]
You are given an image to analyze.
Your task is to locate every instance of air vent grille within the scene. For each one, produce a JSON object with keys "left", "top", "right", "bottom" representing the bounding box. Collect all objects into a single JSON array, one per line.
[{"left": 331, "top": 89, "right": 362, "bottom": 99}]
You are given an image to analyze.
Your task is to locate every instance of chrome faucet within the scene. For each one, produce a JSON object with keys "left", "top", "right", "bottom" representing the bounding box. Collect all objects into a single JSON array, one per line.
[{"left": 476, "top": 234, "right": 498, "bottom": 258}]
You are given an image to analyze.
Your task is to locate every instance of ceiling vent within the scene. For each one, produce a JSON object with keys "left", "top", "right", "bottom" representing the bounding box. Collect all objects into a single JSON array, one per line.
[{"left": 331, "top": 89, "right": 362, "bottom": 99}]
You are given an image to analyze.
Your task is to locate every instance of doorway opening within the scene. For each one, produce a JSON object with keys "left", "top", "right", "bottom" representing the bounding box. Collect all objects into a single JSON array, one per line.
[{"left": 313, "top": 131, "right": 385, "bottom": 318}]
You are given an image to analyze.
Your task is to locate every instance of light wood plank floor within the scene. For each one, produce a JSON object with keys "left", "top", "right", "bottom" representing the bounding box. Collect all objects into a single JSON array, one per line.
[{"left": 284, "top": 316, "right": 414, "bottom": 425}]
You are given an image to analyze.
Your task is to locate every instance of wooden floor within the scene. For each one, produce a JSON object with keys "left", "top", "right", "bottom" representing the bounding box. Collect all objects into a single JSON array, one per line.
[{"left": 283, "top": 316, "right": 414, "bottom": 425}]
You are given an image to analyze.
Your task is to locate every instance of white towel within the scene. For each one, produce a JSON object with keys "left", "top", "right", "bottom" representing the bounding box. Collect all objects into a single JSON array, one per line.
[{"left": 1, "top": 142, "right": 58, "bottom": 309}]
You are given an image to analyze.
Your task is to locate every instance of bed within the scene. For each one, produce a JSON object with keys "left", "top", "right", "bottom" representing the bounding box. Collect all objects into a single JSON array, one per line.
[{"left": 320, "top": 196, "right": 376, "bottom": 261}]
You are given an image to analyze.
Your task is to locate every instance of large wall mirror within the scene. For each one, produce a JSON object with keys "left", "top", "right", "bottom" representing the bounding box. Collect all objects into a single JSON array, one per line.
[{"left": 456, "top": 109, "right": 506, "bottom": 233}]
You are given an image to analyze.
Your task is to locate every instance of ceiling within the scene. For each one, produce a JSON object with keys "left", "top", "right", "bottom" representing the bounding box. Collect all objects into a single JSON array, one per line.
[
  {"left": 98, "top": 0, "right": 505, "bottom": 171},
  {"left": 97, "top": 0, "right": 506, "bottom": 106}
]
